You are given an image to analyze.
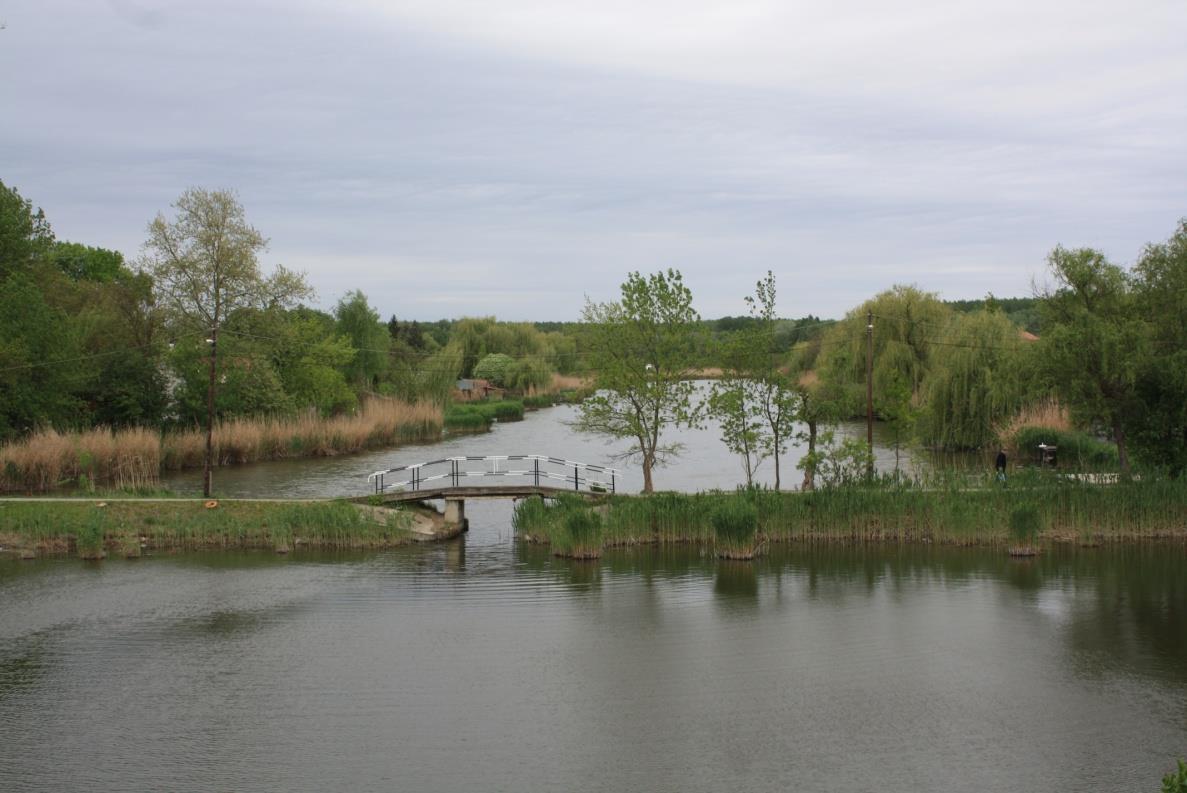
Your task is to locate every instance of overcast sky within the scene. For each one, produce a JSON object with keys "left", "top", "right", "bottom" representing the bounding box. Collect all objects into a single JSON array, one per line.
[{"left": 2, "top": 0, "right": 1184, "bottom": 321}]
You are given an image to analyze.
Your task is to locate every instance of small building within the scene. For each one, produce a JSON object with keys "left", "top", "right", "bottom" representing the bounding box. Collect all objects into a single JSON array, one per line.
[{"left": 454, "top": 378, "right": 506, "bottom": 401}]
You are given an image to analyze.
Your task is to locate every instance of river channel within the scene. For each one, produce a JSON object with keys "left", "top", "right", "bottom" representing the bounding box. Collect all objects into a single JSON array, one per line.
[{"left": 2, "top": 406, "right": 1185, "bottom": 792}]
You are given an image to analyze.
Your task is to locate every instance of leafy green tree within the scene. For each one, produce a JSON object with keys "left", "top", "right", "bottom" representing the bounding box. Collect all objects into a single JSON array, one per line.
[
  {"left": 1131, "top": 219, "right": 1187, "bottom": 475},
  {"left": 1038, "top": 246, "right": 1143, "bottom": 475},
  {"left": 0, "top": 276, "right": 86, "bottom": 438},
  {"left": 0, "top": 179, "right": 54, "bottom": 279},
  {"left": 473, "top": 352, "right": 514, "bottom": 386},
  {"left": 707, "top": 379, "right": 766, "bottom": 486},
  {"left": 576, "top": 270, "right": 703, "bottom": 492},
  {"left": 52, "top": 242, "right": 124, "bottom": 282},
  {"left": 334, "top": 290, "right": 389, "bottom": 390},
  {"left": 708, "top": 272, "right": 797, "bottom": 488},
  {"left": 788, "top": 339, "right": 847, "bottom": 491},
  {"left": 141, "top": 187, "right": 310, "bottom": 495}
]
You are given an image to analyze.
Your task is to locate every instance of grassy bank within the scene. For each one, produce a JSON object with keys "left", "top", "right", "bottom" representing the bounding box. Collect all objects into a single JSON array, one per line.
[
  {"left": 513, "top": 476, "right": 1187, "bottom": 555},
  {"left": 0, "top": 499, "right": 412, "bottom": 558},
  {"left": 0, "top": 398, "right": 443, "bottom": 492}
]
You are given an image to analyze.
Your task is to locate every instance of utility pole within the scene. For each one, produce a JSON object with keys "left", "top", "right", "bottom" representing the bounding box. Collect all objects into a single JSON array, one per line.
[
  {"left": 204, "top": 326, "right": 218, "bottom": 498},
  {"left": 866, "top": 310, "right": 874, "bottom": 478}
]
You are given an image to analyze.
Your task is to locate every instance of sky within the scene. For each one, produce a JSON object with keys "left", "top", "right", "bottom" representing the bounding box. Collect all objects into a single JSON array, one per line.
[{"left": 1, "top": 0, "right": 1184, "bottom": 321}]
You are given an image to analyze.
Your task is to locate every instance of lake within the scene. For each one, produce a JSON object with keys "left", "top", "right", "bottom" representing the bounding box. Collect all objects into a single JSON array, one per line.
[{"left": 2, "top": 404, "right": 1183, "bottom": 791}]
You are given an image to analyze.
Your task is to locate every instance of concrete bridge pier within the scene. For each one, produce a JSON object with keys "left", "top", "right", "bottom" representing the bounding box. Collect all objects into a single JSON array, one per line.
[{"left": 444, "top": 498, "right": 469, "bottom": 532}]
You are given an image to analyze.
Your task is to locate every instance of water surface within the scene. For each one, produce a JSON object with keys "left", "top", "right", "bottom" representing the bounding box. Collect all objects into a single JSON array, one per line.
[{"left": 2, "top": 501, "right": 1184, "bottom": 792}]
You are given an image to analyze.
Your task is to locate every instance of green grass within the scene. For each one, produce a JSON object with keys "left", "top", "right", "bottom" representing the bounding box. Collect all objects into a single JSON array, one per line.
[
  {"left": 444, "top": 399, "right": 525, "bottom": 430},
  {"left": 0, "top": 499, "right": 413, "bottom": 558},
  {"left": 512, "top": 476, "right": 1187, "bottom": 552}
]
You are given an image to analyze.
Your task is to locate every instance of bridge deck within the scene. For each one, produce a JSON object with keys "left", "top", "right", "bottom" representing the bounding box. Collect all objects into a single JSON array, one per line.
[{"left": 364, "top": 485, "right": 607, "bottom": 504}]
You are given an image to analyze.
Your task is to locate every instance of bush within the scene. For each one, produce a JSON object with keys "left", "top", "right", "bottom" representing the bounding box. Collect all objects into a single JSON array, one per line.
[
  {"left": 1164, "top": 758, "right": 1187, "bottom": 793},
  {"left": 1011, "top": 427, "right": 1118, "bottom": 469}
]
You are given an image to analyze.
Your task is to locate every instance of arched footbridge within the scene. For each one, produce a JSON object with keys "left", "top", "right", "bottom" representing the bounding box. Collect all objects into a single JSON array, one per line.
[{"left": 364, "top": 455, "right": 620, "bottom": 527}]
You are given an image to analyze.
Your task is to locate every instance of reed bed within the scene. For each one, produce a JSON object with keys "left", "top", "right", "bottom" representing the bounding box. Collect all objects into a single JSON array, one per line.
[
  {"left": 162, "top": 399, "right": 442, "bottom": 469},
  {"left": 0, "top": 500, "right": 412, "bottom": 558},
  {"left": 0, "top": 427, "right": 160, "bottom": 492},
  {"left": 0, "top": 399, "right": 442, "bottom": 491},
  {"left": 512, "top": 477, "right": 1187, "bottom": 552}
]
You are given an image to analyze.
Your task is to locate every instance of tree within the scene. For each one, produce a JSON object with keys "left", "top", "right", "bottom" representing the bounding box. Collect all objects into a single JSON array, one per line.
[
  {"left": 1038, "top": 246, "right": 1143, "bottom": 475},
  {"left": 1130, "top": 219, "right": 1187, "bottom": 475},
  {"left": 473, "top": 352, "right": 514, "bottom": 386},
  {"left": 707, "top": 272, "right": 797, "bottom": 488},
  {"left": 575, "top": 270, "right": 702, "bottom": 493},
  {"left": 141, "top": 187, "right": 310, "bottom": 496},
  {"left": 334, "top": 290, "right": 389, "bottom": 390},
  {"left": 0, "top": 179, "right": 54, "bottom": 279},
  {"left": 52, "top": 242, "right": 124, "bottom": 282},
  {"left": 707, "top": 379, "right": 766, "bottom": 486},
  {"left": 921, "top": 309, "right": 1027, "bottom": 451},
  {"left": 0, "top": 275, "right": 86, "bottom": 438}
]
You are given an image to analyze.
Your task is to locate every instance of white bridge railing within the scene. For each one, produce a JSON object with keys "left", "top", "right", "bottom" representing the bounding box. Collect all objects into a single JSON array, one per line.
[{"left": 367, "top": 455, "right": 619, "bottom": 496}]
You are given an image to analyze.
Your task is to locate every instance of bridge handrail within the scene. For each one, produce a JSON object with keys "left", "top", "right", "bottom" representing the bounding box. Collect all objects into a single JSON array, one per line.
[{"left": 366, "top": 454, "right": 619, "bottom": 495}]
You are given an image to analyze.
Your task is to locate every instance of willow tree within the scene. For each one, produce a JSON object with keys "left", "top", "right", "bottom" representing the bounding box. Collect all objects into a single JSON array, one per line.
[
  {"left": 141, "top": 188, "right": 310, "bottom": 496},
  {"left": 921, "top": 309, "right": 1027, "bottom": 450},
  {"left": 815, "top": 284, "right": 951, "bottom": 419},
  {"left": 575, "top": 270, "right": 702, "bottom": 492}
]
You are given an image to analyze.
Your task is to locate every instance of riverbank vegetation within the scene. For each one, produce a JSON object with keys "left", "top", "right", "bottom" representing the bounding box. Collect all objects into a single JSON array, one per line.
[
  {"left": 0, "top": 398, "right": 442, "bottom": 492},
  {"left": 4, "top": 175, "right": 1185, "bottom": 495},
  {"left": 514, "top": 475, "right": 1187, "bottom": 555},
  {"left": 570, "top": 218, "right": 1185, "bottom": 491},
  {"left": 0, "top": 499, "right": 411, "bottom": 558}
]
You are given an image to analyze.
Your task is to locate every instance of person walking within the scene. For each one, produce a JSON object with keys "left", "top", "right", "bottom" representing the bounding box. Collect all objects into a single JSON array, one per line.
[{"left": 995, "top": 448, "right": 1008, "bottom": 487}]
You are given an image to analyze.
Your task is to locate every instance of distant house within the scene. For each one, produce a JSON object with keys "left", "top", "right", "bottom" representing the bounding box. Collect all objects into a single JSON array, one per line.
[{"left": 454, "top": 378, "right": 505, "bottom": 401}]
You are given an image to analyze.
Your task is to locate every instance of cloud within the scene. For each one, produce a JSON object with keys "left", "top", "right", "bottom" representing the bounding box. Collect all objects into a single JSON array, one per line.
[{"left": 1, "top": 0, "right": 1183, "bottom": 320}]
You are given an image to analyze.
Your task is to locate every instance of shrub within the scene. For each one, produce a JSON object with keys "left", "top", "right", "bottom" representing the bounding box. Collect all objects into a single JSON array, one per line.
[
  {"left": 711, "top": 498, "right": 758, "bottom": 558},
  {"left": 1163, "top": 758, "right": 1187, "bottom": 793},
  {"left": 1010, "top": 426, "right": 1118, "bottom": 470}
]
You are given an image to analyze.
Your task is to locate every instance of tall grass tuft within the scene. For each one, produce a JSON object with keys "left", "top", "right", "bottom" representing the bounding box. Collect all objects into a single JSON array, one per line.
[
  {"left": 552, "top": 508, "right": 603, "bottom": 559},
  {"left": 1008, "top": 503, "right": 1042, "bottom": 556},
  {"left": 711, "top": 498, "right": 759, "bottom": 559}
]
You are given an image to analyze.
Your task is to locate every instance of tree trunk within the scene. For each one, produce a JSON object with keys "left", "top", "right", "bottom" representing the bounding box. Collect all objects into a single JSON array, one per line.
[
  {"left": 773, "top": 428, "right": 781, "bottom": 490},
  {"left": 642, "top": 455, "right": 654, "bottom": 493},
  {"left": 801, "top": 419, "right": 817, "bottom": 491},
  {"left": 203, "top": 326, "right": 219, "bottom": 498},
  {"left": 1113, "top": 418, "right": 1130, "bottom": 477}
]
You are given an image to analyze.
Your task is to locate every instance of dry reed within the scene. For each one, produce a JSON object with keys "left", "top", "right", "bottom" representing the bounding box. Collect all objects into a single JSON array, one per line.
[
  {"left": 0, "top": 426, "right": 161, "bottom": 492},
  {"left": 0, "top": 398, "right": 442, "bottom": 491},
  {"left": 997, "top": 398, "right": 1071, "bottom": 444},
  {"left": 161, "top": 398, "right": 442, "bottom": 470}
]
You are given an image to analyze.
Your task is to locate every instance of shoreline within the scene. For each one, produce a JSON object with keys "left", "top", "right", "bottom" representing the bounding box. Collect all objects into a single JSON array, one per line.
[{"left": 0, "top": 498, "right": 429, "bottom": 559}]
